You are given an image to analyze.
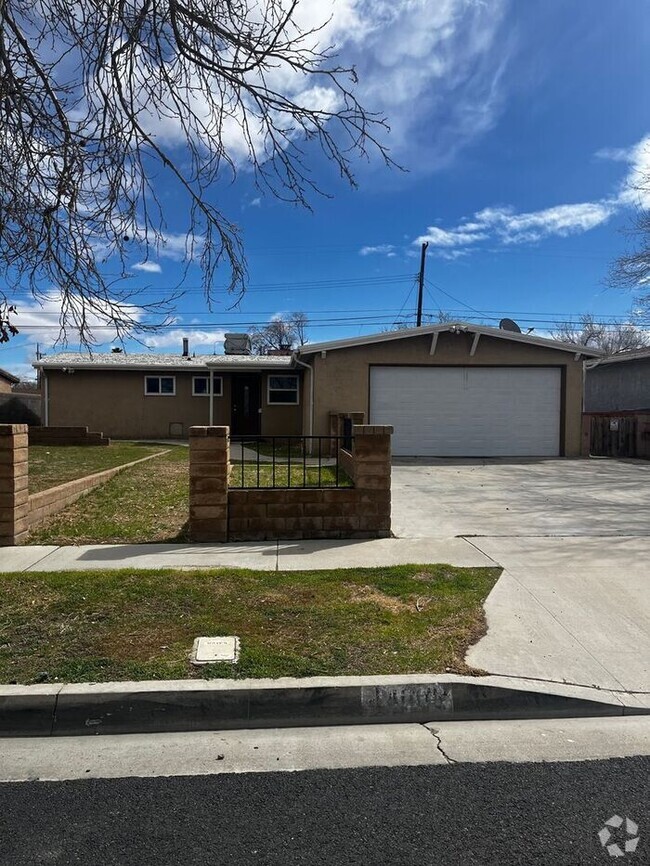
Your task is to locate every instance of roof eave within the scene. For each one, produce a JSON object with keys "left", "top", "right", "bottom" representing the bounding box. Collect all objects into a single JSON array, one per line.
[{"left": 297, "top": 322, "right": 605, "bottom": 358}]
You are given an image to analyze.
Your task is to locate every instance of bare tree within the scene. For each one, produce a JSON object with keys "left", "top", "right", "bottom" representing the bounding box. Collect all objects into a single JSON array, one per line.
[
  {"left": 610, "top": 169, "right": 650, "bottom": 322},
  {"left": 552, "top": 313, "right": 649, "bottom": 355},
  {"left": 250, "top": 312, "right": 308, "bottom": 354},
  {"left": 0, "top": 1, "right": 392, "bottom": 344}
]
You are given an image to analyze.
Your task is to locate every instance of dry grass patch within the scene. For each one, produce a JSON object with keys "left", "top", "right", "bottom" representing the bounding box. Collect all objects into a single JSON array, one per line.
[{"left": 0, "top": 564, "right": 501, "bottom": 684}]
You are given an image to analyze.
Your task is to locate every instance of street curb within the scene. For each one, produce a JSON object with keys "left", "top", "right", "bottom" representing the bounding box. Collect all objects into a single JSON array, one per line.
[{"left": 0, "top": 676, "right": 646, "bottom": 737}]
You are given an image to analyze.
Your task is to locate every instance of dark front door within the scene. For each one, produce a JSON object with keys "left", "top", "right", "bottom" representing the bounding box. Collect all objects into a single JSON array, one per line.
[{"left": 231, "top": 374, "right": 261, "bottom": 435}]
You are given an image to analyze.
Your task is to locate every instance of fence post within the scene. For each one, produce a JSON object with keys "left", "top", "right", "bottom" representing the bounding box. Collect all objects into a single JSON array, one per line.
[
  {"left": 581, "top": 414, "right": 592, "bottom": 457},
  {"left": 352, "top": 424, "right": 393, "bottom": 537},
  {"left": 188, "top": 426, "right": 229, "bottom": 542},
  {"left": 0, "top": 424, "right": 30, "bottom": 546}
]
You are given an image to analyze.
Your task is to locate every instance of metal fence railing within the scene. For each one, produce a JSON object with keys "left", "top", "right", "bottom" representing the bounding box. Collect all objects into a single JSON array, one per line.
[{"left": 229, "top": 435, "right": 353, "bottom": 489}]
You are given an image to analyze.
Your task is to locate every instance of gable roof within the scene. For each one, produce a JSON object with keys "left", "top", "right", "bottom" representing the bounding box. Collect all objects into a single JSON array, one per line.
[
  {"left": 32, "top": 352, "right": 294, "bottom": 372},
  {"left": 296, "top": 322, "right": 605, "bottom": 358},
  {"left": 0, "top": 367, "right": 20, "bottom": 385},
  {"left": 585, "top": 347, "right": 650, "bottom": 367}
]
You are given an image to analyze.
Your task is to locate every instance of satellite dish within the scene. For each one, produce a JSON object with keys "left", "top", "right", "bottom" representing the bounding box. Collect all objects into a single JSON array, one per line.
[{"left": 499, "top": 318, "right": 522, "bottom": 333}]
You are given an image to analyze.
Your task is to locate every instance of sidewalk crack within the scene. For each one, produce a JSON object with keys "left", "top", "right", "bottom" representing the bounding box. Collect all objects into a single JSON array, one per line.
[{"left": 423, "top": 725, "right": 457, "bottom": 764}]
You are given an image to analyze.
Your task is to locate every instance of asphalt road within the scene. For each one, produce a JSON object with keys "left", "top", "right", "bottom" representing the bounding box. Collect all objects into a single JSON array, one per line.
[{"left": 0, "top": 757, "right": 647, "bottom": 865}]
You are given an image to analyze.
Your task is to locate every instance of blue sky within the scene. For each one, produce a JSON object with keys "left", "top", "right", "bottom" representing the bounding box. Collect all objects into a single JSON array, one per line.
[{"left": 3, "top": 0, "right": 650, "bottom": 378}]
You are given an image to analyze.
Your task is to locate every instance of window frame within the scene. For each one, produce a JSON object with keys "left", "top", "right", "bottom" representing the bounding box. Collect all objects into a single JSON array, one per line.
[
  {"left": 192, "top": 375, "right": 223, "bottom": 397},
  {"left": 267, "top": 374, "right": 299, "bottom": 406},
  {"left": 144, "top": 375, "right": 176, "bottom": 396}
]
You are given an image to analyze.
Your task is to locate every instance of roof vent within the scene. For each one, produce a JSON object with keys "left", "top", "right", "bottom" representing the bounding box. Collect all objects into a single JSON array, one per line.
[
  {"left": 499, "top": 318, "right": 522, "bottom": 333},
  {"left": 224, "top": 333, "right": 252, "bottom": 355}
]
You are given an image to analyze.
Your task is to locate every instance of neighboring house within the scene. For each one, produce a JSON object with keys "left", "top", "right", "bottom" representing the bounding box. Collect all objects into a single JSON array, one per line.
[
  {"left": 33, "top": 322, "right": 601, "bottom": 456},
  {"left": 0, "top": 368, "right": 19, "bottom": 394},
  {"left": 585, "top": 348, "right": 650, "bottom": 412}
]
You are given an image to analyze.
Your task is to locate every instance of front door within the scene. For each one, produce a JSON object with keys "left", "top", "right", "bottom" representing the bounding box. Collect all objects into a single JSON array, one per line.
[{"left": 231, "top": 374, "right": 261, "bottom": 435}]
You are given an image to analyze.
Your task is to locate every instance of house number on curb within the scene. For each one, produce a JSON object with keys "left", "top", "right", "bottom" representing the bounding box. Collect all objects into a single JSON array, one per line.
[{"left": 191, "top": 636, "right": 240, "bottom": 665}]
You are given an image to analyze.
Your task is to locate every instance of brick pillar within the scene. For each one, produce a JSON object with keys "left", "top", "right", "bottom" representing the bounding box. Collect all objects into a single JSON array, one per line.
[
  {"left": 189, "top": 426, "right": 229, "bottom": 543},
  {"left": 352, "top": 425, "right": 393, "bottom": 538},
  {"left": 0, "top": 424, "right": 29, "bottom": 546}
]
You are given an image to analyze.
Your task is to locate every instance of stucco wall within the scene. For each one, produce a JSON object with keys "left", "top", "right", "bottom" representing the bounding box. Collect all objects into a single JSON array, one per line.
[
  {"left": 44, "top": 369, "right": 302, "bottom": 439},
  {"left": 585, "top": 358, "right": 650, "bottom": 412},
  {"left": 304, "top": 331, "right": 585, "bottom": 457}
]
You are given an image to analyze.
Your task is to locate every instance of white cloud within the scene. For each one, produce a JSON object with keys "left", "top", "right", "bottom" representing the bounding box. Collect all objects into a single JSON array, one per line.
[
  {"left": 134, "top": 0, "right": 511, "bottom": 171},
  {"left": 613, "top": 134, "right": 650, "bottom": 209},
  {"left": 132, "top": 261, "right": 162, "bottom": 273},
  {"left": 414, "top": 133, "right": 650, "bottom": 254},
  {"left": 145, "top": 329, "right": 226, "bottom": 352},
  {"left": 5, "top": 294, "right": 145, "bottom": 351},
  {"left": 359, "top": 244, "right": 396, "bottom": 256}
]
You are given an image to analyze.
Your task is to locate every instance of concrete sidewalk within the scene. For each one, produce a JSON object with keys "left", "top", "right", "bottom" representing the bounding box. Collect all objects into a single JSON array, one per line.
[
  {"left": 466, "top": 536, "right": 650, "bottom": 704},
  {"left": 0, "top": 537, "right": 494, "bottom": 572}
]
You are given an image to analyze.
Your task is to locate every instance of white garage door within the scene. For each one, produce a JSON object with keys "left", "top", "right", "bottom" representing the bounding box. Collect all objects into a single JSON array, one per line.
[{"left": 369, "top": 366, "right": 562, "bottom": 457}]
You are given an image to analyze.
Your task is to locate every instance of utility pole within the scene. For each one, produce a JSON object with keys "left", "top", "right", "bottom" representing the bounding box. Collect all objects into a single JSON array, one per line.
[{"left": 416, "top": 241, "right": 428, "bottom": 327}]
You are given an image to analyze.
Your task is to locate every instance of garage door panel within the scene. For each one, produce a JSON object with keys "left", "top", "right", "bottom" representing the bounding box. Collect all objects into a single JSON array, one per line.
[{"left": 369, "top": 366, "right": 561, "bottom": 457}]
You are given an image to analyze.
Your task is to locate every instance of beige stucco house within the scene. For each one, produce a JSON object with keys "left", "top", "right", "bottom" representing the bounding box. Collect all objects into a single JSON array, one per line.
[{"left": 34, "top": 323, "right": 601, "bottom": 456}]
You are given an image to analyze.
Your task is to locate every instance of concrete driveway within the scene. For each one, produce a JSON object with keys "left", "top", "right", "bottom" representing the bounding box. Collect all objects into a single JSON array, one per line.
[{"left": 391, "top": 458, "right": 650, "bottom": 703}]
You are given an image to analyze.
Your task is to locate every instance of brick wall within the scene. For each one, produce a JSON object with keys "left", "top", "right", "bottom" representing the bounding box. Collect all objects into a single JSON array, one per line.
[
  {"left": 29, "top": 426, "right": 110, "bottom": 446},
  {"left": 0, "top": 424, "right": 29, "bottom": 545},
  {"left": 188, "top": 424, "right": 393, "bottom": 542},
  {"left": 0, "top": 425, "right": 169, "bottom": 546}
]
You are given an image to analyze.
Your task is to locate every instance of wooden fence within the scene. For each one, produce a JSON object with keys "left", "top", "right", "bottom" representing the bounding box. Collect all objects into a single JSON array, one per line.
[{"left": 582, "top": 412, "right": 650, "bottom": 459}]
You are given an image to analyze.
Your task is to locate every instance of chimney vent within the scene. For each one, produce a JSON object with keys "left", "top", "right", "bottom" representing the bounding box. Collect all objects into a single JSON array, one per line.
[{"left": 182, "top": 337, "right": 189, "bottom": 357}]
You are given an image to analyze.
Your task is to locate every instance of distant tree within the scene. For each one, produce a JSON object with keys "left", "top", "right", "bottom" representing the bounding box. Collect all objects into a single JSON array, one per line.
[
  {"left": 552, "top": 313, "right": 649, "bottom": 354},
  {"left": 250, "top": 313, "right": 309, "bottom": 354},
  {"left": 610, "top": 193, "right": 650, "bottom": 323},
  {"left": 390, "top": 310, "right": 454, "bottom": 330},
  {"left": 0, "top": 0, "right": 392, "bottom": 344}
]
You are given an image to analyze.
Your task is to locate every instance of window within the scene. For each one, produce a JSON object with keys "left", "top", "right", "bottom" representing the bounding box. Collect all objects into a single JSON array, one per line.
[
  {"left": 192, "top": 375, "right": 223, "bottom": 397},
  {"left": 144, "top": 375, "right": 175, "bottom": 395},
  {"left": 268, "top": 374, "right": 299, "bottom": 405}
]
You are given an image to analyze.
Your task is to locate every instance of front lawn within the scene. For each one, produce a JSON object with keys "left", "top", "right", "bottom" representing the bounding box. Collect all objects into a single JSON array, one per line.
[
  {"left": 229, "top": 462, "right": 351, "bottom": 488},
  {"left": 29, "top": 447, "right": 189, "bottom": 545},
  {"left": 29, "top": 442, "right": 167, "bottom": 494},
  {"left": 0, "top": 565, "right": 501, "bottom": 683}
]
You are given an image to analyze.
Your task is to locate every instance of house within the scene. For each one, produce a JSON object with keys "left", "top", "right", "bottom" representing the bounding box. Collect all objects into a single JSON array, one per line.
[
  {"left": 585, "top": 348, "right": 650, "bottom": 412},
  {"left": 33, "top": 322, "right": 601, "bottom": 456},
  {"left": 0, "top": 368, "right": 19, "bottom": 394},
  {"left": 33, "top": 336, "right": 302, "bottom": 440}
]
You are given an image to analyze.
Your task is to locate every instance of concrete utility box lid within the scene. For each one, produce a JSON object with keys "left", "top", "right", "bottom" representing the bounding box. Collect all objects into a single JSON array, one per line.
[{"left": 190, "top": 636, "right": 240, "bottom": 665}]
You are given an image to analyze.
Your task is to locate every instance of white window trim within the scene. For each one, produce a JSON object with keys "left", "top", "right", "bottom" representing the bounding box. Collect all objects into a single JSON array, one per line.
[
  {"left": 192, "top": 375, "right": 222, "bottom": 397},
  {"left": 267, "top": 374, "right": 299, "bottom": 405},
  {"left": 144, "top": 375, "right": 176, "bottom": 396}
]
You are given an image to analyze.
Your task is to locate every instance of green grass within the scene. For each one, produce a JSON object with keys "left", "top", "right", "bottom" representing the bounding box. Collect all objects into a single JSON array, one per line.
[
  {"left": 241, "top": 439, "right": 305, "bottom": 458},
  {"left": 0, "top": 564, "right": 501, "bottom": 684},
  {"left": 29, "top": 448, "right": 189, "bottom": 545},
  {"left": 230, "top": 463, "right": 352, "bottom": 488},
  {"left": 28, "top": 442, "right": 167, "bottom": 494}
]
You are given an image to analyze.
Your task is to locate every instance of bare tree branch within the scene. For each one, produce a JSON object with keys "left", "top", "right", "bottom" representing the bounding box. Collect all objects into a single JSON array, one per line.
[
  {"left": 0, "top": 0, "right": 394, "bottom": 344},
  {"left": 551, "top": 313, "right": 649, "bottom": 355},
  {"left": 250, "top": 311, "right": 308, "bottom": 353}
]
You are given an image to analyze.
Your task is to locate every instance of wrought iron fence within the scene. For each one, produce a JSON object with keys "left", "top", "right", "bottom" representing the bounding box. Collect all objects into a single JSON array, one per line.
[{"left": 229, "top": 435, "right": 353, "bottom": 489}]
